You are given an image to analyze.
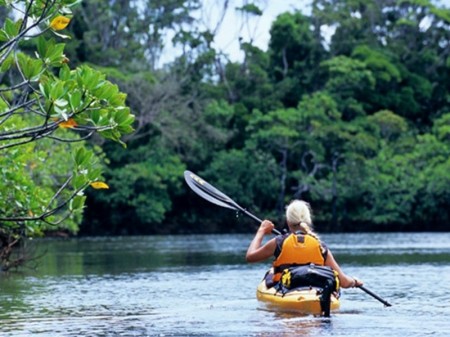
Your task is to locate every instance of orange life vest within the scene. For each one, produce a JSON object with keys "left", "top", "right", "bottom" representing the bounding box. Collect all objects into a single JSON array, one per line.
[{"left": 272, "top": 233, "right": 326, "bottom": 282}]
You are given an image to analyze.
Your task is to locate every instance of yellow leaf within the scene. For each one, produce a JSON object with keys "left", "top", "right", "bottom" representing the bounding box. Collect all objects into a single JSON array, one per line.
[
  {"left": 50, "top": 16, "right": 71, "bottom": 31},
  {"left": 59, "top": 118, "right": 77, "bottom": 128},
  {"left": 90, "top": 182, "right": 109, "bottom": 189}
]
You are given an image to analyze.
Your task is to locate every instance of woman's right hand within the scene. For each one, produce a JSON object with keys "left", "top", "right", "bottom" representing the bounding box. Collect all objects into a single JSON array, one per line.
[{"left": 258, "top": 220, "right": 275, "bottom": 235}]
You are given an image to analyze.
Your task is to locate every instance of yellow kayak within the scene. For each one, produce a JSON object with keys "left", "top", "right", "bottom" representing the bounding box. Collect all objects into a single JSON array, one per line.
[{"left": 256, "top": 280, "right": 340, "bottom": 315}]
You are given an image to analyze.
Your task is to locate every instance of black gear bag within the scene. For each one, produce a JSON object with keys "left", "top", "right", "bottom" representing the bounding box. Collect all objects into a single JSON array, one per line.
[{"left": 280, "top": 264, "right": 339, "bottom": 317}]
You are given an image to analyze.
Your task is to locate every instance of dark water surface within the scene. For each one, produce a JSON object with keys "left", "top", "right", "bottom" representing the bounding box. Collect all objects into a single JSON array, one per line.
[{"left": 1, "top": 233, "right": 450, "bottom": 336}]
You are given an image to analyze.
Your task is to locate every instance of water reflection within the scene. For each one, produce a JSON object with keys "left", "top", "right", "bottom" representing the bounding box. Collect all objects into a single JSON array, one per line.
[
  {"left": 1, "top": 233, "right": 450, "bottom": 336},
  {"left": 257, "top": 309, "right": 334, "bottom": 337}
]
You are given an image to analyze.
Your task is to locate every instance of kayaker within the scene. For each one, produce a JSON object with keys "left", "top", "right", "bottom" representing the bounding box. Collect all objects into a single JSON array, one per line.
[{"left": 246, "top": 199, "right": 363, "bottom": 289}]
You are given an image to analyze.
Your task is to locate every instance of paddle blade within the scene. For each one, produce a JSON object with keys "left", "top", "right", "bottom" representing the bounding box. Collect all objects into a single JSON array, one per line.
[
  {"left": 184, "top": 170, "right": 280, "bottom": 235},
  {"left": 184, "top": 171, "right": 240, "bottom": 211}
]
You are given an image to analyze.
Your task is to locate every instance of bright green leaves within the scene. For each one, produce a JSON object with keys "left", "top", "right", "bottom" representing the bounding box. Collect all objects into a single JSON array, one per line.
[
  {"left": 0, "top": 124, "right": 104, "bottom": 235},
  {"left": 247, "top": 108, "right": 300, "bottom": 147},
  {"left": 36, "top": 62, "right": 135, "bottom": 139},
  {"left": 352, "top": 46, "right": 401, "bottom": 83},
  {"left": 16, "top": 53, "right": 44, "bottom": 81},
  {"left": 1, "top": 4, "right": 134, "bottom": 146},
  {"left": 68, "top": 66, "right": 135, "bottom": 144},
  {"left": 69, "top": 195, "right": 86, "bottom": 213},
  {"left": 321, "top": 56, "right": 376, "bottom": 94},
  {"left": 71, "top": 147, "right": 105, "bottom": 196},
  {"left": 74, "top": 146, "right": 93, "bottom": 167},
  {"left": 0, "top": 0, "right": 133, "bottom": 249},
  {"left": 36, "top": 37, "right": 67, "bottom": 67},
  {"left": 0, "top": 17, "right": 22, "bottom": 41}
]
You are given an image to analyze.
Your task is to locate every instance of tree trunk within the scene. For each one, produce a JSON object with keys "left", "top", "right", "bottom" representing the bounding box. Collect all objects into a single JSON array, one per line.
[
  {"left": 277, "top": 148, "right": 288, "bottom": 220},
  {"left": 331, "top": 153, "right": 341, "bottom": 230}
]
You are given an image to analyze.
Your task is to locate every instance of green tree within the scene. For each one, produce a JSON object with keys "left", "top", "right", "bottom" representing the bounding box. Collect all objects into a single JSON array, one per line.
[
  {"left": 82, "top": 144, "right": 185, "bottom": 235},
  {"left": 0, "top": 0, "right": 134, "bottom": 270},
  {"left": 337, "top": 110, "right": 416, "bottom": 229},
  {"left": 313, "top": 0, "right": 450, "bottom": 125},
  {"left": 198, "top": 148, "right": 281, "bottom": 232},
  {"left": 268, "top": 11, "right": 326, "bottom": 106},
  {"left": 410, "top": 113, "right": 450, "bottom": 228},
  {"left": 320, "top": 55, "right": 375, "bottom": 120},
  {"left": 67, "top": 0, "right": 202, "bottom": 70}
]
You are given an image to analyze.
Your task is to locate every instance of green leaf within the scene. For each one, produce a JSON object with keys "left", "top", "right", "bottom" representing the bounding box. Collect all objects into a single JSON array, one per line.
[
  {"left": 0, "top": 29, "right": 8, "bottom": 42},
  {"left": 39, "top": 81, "right": 50, "bottom": 99},
  {"left": 45, "top": 43, "right": 66, "bottom": 65},
  {"left": 78, "top": 150, "right": 93, "bottom": 167},
  {"left": 72, "top": 175, "right": 87, "bottom": 190},
  {"left": 69, "top": 91, "right": 82, "bottom": 111},
  {"left": 59, "top": 64, "right": 70, "bottom": 80},
  {"left": 36, "top": 36, "right": 47, "bottom": 58},
  {"left": 0, "top": 54, "right": 13, "bottom": 72},
  {"left": 49, "top": 80, "right": 65, "bottom": 100},
  {"left": 4, "top": 18, "right": 18, "bottom": 38},
  {"left": 87, "top": 168, "right": 102, "bottom": 181},
  {"left": 16, "top": 53, "right": 44, "bottom": 81},
  {"left": 90, "top": 109, "right": 100, "bottom": 124},
  {"left": 70, "top": 195, "right": 85, "bottom": 211},
  {"left": 74, "top": 147, "right": 86, "bottom": 166}
]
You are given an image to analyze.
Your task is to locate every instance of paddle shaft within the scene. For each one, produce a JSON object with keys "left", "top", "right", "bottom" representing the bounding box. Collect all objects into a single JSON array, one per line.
[
  {"left": 240, "top": 208, "right": 281, "bottom": 235},
  {"left": 184, "top": 171, "right": 391, "bottom": 307},
  {"left": 358, "top": 285, "right": 392, "bottom": 307}
]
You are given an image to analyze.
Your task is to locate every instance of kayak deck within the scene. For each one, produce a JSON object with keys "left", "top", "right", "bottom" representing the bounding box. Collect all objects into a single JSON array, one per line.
[{"left": 256, "top": 280, "right": 340, "bottom": 315}]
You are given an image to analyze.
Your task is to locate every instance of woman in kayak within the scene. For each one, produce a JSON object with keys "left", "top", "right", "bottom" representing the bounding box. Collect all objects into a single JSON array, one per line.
[{"left": 246, "top": 199, "right": 363, "bottom": 289}]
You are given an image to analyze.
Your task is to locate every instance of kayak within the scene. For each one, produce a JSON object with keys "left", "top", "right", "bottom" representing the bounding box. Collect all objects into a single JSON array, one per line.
[{"left": 256, "top": 279, "right": 340, "bottom": 315}]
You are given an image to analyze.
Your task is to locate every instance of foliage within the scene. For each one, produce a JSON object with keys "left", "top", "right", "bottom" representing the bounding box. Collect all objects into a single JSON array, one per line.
[
  {"left": 74, "top": 0, "right": 450, "bottom": 233},
  {"left": 0, "top": 0, "right": 134, "bottom": 270},
  {"left": 82, "top": 144, "right": 185, "bottom": 235},
  {"left": 2, "top": 0, "right": 450, "bottom": 247}
]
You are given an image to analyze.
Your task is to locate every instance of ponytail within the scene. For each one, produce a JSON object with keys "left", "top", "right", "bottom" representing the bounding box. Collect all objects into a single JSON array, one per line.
[{"left": 299, "top": 222, "right": 320, "bottom": 241}]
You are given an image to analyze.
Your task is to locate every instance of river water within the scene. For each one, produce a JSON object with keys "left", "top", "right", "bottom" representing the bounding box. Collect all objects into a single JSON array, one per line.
[{"left": 0, "top": 232, "right": 450, "bottom": 336}]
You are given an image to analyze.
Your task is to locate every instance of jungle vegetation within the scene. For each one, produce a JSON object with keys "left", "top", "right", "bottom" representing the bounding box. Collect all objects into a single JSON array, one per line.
[{"left": 1, "top": 0, "right": 449, "bottom": 269}]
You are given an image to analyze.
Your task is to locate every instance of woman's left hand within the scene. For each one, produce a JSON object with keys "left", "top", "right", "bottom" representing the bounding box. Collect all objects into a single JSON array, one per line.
[{"left": 353, "top": 277, "right": 363, "bottom": 287}]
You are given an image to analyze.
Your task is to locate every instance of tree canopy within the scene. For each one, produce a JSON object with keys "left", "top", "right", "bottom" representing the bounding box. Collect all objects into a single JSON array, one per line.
[{"left": 1, "top": 0, "right": 449, "bottom": 259}]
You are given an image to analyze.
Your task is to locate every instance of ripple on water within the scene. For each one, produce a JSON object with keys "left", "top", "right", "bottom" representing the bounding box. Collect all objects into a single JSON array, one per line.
[{"left": 1, "top": 234, "right": 450, "bottom": 336}]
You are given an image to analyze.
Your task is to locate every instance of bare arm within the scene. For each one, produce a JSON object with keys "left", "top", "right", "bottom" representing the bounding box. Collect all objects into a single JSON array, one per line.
[
  {"left": 246, "top": 220, "right": 277, "bottom": 263},
  {"left": 325, "top": 250, "right": 363, "bottom": 288}
]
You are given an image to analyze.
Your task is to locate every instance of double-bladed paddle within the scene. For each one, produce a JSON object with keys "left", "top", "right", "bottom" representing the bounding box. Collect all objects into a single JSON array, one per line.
[
  {"left": 184, "top": 170, "right": 281, "bottom": 235},
  {"left": 184, "top": 170, "right": 392, "bottom": 307}
]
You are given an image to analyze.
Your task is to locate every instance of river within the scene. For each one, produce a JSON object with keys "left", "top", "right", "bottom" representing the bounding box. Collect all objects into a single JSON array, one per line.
[{"left": 0, "top": 232, "right": 450, "bottom": 336}]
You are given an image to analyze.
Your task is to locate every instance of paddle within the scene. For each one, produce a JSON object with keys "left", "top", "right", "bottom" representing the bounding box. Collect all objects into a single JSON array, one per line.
[
  {"left": 184, "top": 170, "right": 392, "bottom": 307},
  {"left": 184, "top": 170, "right": 281, "bottom": 235},
  {"left": 358, "top": 285, "right": 392, "bottom": 307}
]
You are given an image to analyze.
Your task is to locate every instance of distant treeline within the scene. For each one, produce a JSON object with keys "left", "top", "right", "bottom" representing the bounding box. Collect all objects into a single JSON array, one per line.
[{"left": 65, "top": 0, "right": 449, "bottom": 235}]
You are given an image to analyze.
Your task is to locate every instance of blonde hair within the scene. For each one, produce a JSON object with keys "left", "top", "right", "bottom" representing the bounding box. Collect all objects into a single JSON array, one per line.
[{"left": 286, "top": 200, "right": 319, "bottom": 240}]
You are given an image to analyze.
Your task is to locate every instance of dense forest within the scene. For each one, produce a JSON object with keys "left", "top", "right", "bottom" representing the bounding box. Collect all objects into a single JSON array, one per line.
[
  {"left": 78, "top": 0, "right": 450, "bottom": 235},
  {"left": 1, "top": 0, "right": 450, "bottom": 249}
]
